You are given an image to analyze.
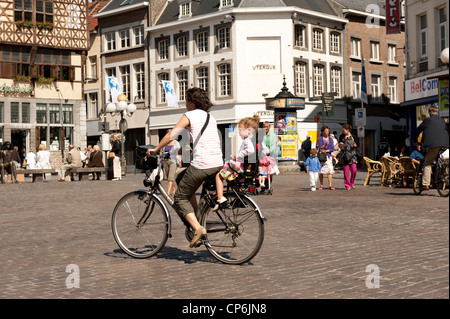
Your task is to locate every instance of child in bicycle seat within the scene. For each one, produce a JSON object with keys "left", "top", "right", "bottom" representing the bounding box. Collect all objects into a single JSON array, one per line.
[{"left": 213, "top": 115, "right": 260, "bottom": 211}]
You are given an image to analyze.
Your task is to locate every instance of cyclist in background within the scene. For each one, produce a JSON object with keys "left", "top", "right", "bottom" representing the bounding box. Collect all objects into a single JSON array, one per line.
[
  {"left": 414, "top": 105, "right": 449, "bottom": 190},
  {"left": 147, "top": 88, "right": 223, "bottom": 247}
]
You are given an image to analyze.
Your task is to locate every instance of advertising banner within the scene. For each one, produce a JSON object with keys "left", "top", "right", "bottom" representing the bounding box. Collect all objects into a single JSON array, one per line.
[
  {"left": 439, "top": 79, "right": 449, "bottom": 117},
  {"left": 386, "top": 0, "right": 401, "bottom": 34},
  {"left": 275, "top": 111, "right": 298, "bottom": 160}
]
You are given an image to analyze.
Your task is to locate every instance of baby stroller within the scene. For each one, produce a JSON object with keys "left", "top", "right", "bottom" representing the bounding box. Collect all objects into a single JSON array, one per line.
[{"left": 255, "top": 155, "right": 276, "bottom": 195}]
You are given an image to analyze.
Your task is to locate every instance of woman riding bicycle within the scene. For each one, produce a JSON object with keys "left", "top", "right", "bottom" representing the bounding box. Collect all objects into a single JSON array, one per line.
[{"left": 147, "top": 88, "right": 223, "bottom": 248}]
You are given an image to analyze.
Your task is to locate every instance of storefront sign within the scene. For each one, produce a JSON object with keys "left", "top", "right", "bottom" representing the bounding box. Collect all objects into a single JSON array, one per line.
[
  {"left": 0, "top": 83, "right": 33, "bottom": 94},
  {"left": 405, "top": 76, "right": 439, "bottom": 101},
  {"left": 386, "top": 0, "right": 401, "bottom": 34}
]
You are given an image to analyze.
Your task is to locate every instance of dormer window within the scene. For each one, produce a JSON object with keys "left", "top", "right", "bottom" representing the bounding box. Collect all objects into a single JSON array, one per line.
[
  {"left": 220, "top": 0, "right": 233, "bottom": 9},
  {"left": 179, "top": 2, "right": 191, "bottom": 19}
]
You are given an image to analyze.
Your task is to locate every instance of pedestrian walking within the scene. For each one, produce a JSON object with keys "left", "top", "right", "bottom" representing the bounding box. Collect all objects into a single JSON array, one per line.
[
  {"left": 339, "top": 124, "right": 359, "bottom": 190},
  {"left": 299, "top": 148, "right": 321, "bottom": 191}
]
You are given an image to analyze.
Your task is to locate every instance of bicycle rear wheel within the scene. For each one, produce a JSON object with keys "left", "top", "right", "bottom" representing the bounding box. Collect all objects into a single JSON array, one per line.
[
  {"left": 413, "top": 169, "right": 423, "bottom": 195},
  {"left": 436, "top": 165, "right": 449, "bottom": 197},
  {"left": 112, "top": 191, "right": 169, "bottom": 258},
  {"left": 201, "top": 192, "right": 264, "bottom": 265}
]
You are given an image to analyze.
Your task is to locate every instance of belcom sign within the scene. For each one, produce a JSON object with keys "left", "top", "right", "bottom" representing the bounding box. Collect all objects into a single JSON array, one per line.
[
  {"left": 386, "top": 0, "right": 401, "bottom": 34},
  {"left": 405, "top": 76, "right": 439, "bottom": 101}
]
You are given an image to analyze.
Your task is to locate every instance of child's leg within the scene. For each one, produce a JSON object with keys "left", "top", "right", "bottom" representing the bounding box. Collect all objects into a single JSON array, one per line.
[{"left": 215, "top": 173, "right": 224, "bottom": 200}]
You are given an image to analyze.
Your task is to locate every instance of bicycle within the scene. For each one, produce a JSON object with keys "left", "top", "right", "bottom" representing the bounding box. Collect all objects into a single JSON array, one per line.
[
  {"left": 412, "top": 148, "right": 449, "bottom": 197},
  {"left": 111, "top": 152, "right": 266, "bottom": 265}
]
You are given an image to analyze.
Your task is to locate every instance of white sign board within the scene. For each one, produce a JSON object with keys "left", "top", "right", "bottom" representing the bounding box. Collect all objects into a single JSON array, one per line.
[
  {"left": 357, "top": 126, "right": 365, "bottom": 138},
  {"left": 355, "top": 108, "right": 366, "bottom": 127},
  {"left": 405, "top": 76, "right": 439, "bottom": 101}
]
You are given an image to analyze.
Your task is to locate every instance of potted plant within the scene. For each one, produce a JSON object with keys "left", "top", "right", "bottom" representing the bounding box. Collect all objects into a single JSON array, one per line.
[
  {"left": 13, "top": 75, "right": 32, "bottom": 82},
  {"left": 36, "top": 21, "right": 54, "bottom": 30},
  {"left": 15, "top": 19, "right": 33, "bottom": 28},
  {"left": 37, "top": 76, "right": 54, "bottom": 83}
]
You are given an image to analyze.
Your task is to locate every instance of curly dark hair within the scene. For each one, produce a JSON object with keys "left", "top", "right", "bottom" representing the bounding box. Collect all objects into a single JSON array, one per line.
[
  {"left": 342, "top": 124, "right": 352, "bottom": 131},
  {"left": 186, "top": 88, "right": 213, "bottom": 112}
]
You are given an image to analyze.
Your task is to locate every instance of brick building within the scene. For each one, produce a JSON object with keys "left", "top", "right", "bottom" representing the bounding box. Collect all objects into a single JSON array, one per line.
[{"left": 332, "top": 0, "right": 407, "bottom": 159}]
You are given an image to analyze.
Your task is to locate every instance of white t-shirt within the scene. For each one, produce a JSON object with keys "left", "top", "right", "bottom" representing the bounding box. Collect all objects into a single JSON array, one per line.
[{"left": 185, "top": 109, "right": 223, "bottom": 169}]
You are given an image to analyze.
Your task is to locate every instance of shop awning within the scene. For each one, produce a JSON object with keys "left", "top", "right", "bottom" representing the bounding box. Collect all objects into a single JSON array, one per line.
[{"left": 400, "top": 96, "right": 438, "bottom": 108}]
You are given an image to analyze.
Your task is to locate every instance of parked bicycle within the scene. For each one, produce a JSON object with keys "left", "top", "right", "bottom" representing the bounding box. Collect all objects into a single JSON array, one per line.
[
  {"left": 412, "top": 148, "right": 449, "bottom": 197},
  {"left": 112, "top": 151, "right": 266, "bottom": 265}
]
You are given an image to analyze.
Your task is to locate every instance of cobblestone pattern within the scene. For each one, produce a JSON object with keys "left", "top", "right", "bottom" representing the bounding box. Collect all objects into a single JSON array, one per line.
[{"left": 0, "top": 171, "right": 448, "bottom": 299}]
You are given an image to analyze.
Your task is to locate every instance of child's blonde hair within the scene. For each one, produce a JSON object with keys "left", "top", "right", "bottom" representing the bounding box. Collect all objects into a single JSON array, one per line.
[{"left": 239, "top": 115, "right": 260, "bottom": 131}]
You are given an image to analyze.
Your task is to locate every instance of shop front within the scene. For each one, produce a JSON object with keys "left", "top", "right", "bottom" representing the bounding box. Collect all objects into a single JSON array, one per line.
[{"left": 402, "top": 71, "right": 449, "bottom": 151}]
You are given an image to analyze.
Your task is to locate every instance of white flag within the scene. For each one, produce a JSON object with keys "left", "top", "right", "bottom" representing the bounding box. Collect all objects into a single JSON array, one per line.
[
  {"left": 162, "top": 81, "right": 178, "bottom": 108},
  {"left": 107, "top": 77, "right": 122, "bottom": 103}
]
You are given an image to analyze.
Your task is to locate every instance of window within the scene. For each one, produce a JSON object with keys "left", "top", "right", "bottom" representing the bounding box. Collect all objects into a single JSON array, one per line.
[
  {"left": 36, "top": 103, "right": 47, "bottom": 124},
  {"left": 370, "top": 41, "right": 380, "bottom": 61},
  {"left": 420, "top": 15, "right": 427, "bottom": 57},
  {"left": 220, "top": 0, "right": 233, "bottom": 8},
  {"left": 134, "top": 26, "right": 144, "bottom": 46},
  {"left": 34, "top": 49, "right": 72, "bottom": 81},
  {"left": 15, "top": 0, "right": 53, "bottom": 24},
  {"left": 352, "top": 72, "right": 361, "bottom": 99},
  {"left": 35, "top": 0, "right": 53, "bottom": 24},
  {"left": 88, "top": 93, "right": 98, "bottom": 119},
  {"left": 294, "top": 25, "right": 306, "bottom": 49},
  {"left": 120, "top": 29, "right": 130, "bottom": 48},
  {"left": 438, "top": 7, "right": 448, "bottom": 54},
  {"left": 294, "top": 62, "right": 307, "bottom": 96},
  {"left": 179, "top": 2, "right": 191, "bottom": 18},
  {"left": 313, "top": 29, "right": 323, "bottom": 51},
  {"left": 62, "top": 104, "right": 73, "bottom": 124},
  {"left": 388, "top": 45, "right": 396, "bottom": 63},
  {"left": 134, "top": 63, "right": 145, "bottom": 100},
  {"left": 88, "top": 56, "right": 97, "bottom": 79},
  {"left": 196, "top": 31, "right": 209, "bottom": 53},
  {"left": 158, "top": 73, "right": 169, "bottom": 103},
  {"left": 218, "top": 63, "right": 231, "bottom": 97},
  {"left": 176, "top": 35, "right": 188, "bottom": 57},
  {"left": 49, "top": 103, "right": 60, "bottom": 124},
  {"left": 217, "top": 27, "right": 230, "bottom": 49},
  {"left": 10, "top": 102, "right": 19, "bottom": 123},
  {"left": 22, "top": 102, "right": 30, "bottom": 123},
  {"left": 351, "top": 37, "right": 361, "bottom": 58},
  {"left": 330, "top": 32, "right": 340, "bottom": 54},
  {"left": 158, "top": 38, "right": 169, "bottom": 60},
  {"left": 0, "top": 46, "right": 31, "bottom": 77},
  {"left": 389, "top": 77, "right": 398, "bottom": 103},
  {"left": 177, "top": 70, "right": 188, "bottom": 101},
  {"left": 106, "top": 32, "right": 116, "bottom": 51},
  {"left": 197, "top": 67, "right": 209, "bottom": 91},
  {"left": 371, "top": 75, "right": 381, "bottom": 102},
  {"left": 120, "top": 65, "right": 130, "bottom": 99},
  {"left": 313, "top": 65, "right": 324, "bottom": 96},
  {"left": 331, "top": 67, "right": 341, "bottom": 97}
]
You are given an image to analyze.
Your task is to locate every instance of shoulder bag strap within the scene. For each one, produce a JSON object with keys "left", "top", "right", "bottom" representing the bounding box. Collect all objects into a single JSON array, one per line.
[{"left": 192, "top": 112, "right": 210, "bottom": 150}]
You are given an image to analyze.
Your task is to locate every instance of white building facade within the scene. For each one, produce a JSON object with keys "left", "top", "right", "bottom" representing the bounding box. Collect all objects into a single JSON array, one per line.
[{"left": 147, "top": 0, "right": 348, "bottom": 158}]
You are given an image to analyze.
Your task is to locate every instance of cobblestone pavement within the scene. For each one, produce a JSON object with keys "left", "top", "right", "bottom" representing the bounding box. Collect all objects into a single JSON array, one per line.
[{"left": 0, "top": 170, "right": 448, "bottom": 300}]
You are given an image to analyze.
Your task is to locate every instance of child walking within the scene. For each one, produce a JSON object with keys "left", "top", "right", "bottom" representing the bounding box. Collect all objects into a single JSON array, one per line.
[
  {"left": 299, "top": 149, "right": 321, "bottom": 191},
  {"left": 213, "top": 115, "right": 260, "bottom": 211}
]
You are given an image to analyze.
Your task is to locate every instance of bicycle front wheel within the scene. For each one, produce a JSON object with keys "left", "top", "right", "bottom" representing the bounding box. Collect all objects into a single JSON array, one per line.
[
  {"left": 436, "top": 165, "right": 449, "bottom": 197},
  {"left": 201, "top": 192, "right": 264, "bottom": 265},
  {"left": 112, "top": 191, "right": 169, "bottom": 258},
  {"left": 413, "top": 169, "right": 423, "bottom": 195}
]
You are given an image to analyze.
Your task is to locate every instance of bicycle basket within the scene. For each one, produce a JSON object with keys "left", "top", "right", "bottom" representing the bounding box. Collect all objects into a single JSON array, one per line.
[{"left": 136, "top": 145, "right": 158, "bottom": 170}]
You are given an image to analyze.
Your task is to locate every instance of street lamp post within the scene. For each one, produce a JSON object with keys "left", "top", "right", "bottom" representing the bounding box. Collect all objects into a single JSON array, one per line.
[
  {"left": 440, "top": 47, "right": 449, "bottom": 66},
  {"left": 105, "top": 95, "right": 136, "bottom": 177}
]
